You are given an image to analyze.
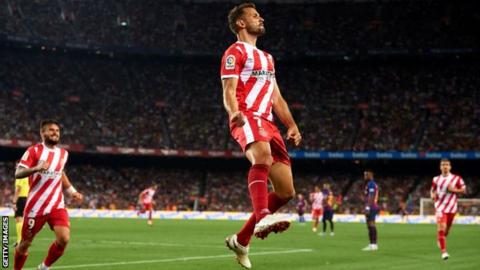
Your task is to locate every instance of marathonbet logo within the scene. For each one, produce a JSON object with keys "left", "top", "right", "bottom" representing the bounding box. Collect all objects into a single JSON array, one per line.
[{"left": 251, "top": 70, "right": 275, "bottom": 79}]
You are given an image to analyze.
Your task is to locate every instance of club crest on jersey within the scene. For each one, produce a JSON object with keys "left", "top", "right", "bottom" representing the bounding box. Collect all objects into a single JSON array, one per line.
[{"left": 225, "top": 55, "right": 235, "bottom": 70}]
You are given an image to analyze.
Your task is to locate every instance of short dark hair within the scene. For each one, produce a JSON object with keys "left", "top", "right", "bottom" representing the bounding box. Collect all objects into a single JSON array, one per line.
[
  {"left": 227, "top": 2, "right": 256, "bottom": 34},
  {"left": 364, "top": 169, "right": 374, "bottom": 174},
  {"left": 440, "top": 158, "right": 451, "bottom": 163},
  {"left": 40, "top": 119, "right": 61, "bottom": 131}
]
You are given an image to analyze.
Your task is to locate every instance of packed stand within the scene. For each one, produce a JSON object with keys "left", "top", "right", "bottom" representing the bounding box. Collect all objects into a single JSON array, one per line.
[
  {"left": 1, "top": 162, "right": 479, "bottom": 215},
  {"left": 1, "top": 50, "right": 479, "bottom": 151},
  {"left": 1, "top": 1, "right": 478, "bottom": 52}
]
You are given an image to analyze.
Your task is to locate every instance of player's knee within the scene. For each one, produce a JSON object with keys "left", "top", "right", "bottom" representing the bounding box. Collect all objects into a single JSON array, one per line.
[
  {"left": 247, "top": 143, "right": 273, "bottom": 166},
  {"left": 289, "top": 188, "right": 296, "bottom": 199},
  {"left": 283, "top": 189, "right": 296, "bottom": 201},
  {"left": 18, "top": 239, "right": 32, "bottom": 253},
  {"left": 277, "top": 189, "right": 295, "bottom": 201},
  {"left": 57, "top": 235, "right": 70, "bottom": 247},
  {"left": 254, "top": 153, "right": 273, "bottom": 166}
]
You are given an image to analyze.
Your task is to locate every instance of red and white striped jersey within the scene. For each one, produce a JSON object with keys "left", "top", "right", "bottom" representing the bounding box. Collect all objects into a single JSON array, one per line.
[
  {"left": 431, "top": 174, "right": 466, "bottom": 214},
  {"left": 310, "top": 192, "right": 324, "bottom": 210},
  {"left": 140, "top": 188, "right": 156, "bottom": 204},
  {"left": 18, "top": 143, "right": 69, "bottom": 218},
  {"left": 220, "top": 41, "right": 276, "bottom": 121}
]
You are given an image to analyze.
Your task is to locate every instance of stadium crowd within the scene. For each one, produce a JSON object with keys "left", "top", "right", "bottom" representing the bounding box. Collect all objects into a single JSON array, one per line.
[
  {"left": 1, "top": 162, "right": 478, "bottom": 215},
  {"left": 1, "top": 52, "right": 479, "bottom": 151},
  {"left": 1, "top": 1, "right": 478, "bottom": 52}
]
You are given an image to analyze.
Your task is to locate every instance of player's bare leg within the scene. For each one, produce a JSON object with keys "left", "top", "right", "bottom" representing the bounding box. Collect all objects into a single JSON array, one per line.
[
  {"left": 148, "top": 209, "right": 153, "bottom": 226},
  {"left": 437, "top": 221, "right": 449, "bottom": 260},
  {"left": 38, "top": 226, "right": 70, "bottom": 269},
  {"left": 362, "top": 220, "right": 378, "bottom": 251},
  {"left": 312, "top": 217, "right": 319, "bottom": 233},
  {"left": 14, "top": 237, "right": 33, "bottom": 270}
]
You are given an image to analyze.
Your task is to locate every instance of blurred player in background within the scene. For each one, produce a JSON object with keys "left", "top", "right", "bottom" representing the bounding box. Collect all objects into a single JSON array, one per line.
[
  {"left": 13, "top": 120, "right": 83, "bottom": 270},
  {"left": 362, "top": 169, "right": 379, "bottom": 251},
  {"left": 296, "top": 194, "right": 306, "bottom": 224},
  {"left": 321, "top": 183, "right": 334, "bottom": 236},
  {"left": 431, "top": 159, "right": 466, "bottom": 260},
  {"left": 309, "top": 186, "right": 323, "bottom": 233},
  {"left": 398, "top": 194, "right": 413, "bottom": 223},
  {"left": 221, "top": 3, "right": 302, "bottom": 268},
  {"left": 12, "top": 161, "right": 29, "bottom": 246},
  {"left": 138, "top": 184, "right": 158, "bottom": 226}
]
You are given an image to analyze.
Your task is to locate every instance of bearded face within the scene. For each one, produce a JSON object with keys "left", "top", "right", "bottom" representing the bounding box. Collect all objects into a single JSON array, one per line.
[
  {"left": 241, "top": 8, "right": 266, "bottom": 37},
  {"left": 245, "top": 19, "right": 265, "bottom": 36},
  {"left": 41, "top": 124, "right": 60, "bottom": 145}
]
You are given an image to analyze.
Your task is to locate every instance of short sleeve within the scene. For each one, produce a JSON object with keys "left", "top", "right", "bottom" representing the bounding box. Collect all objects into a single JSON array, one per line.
[
  {"left": 269, "top": 54, "right": 276, "bottom": 78},
  {"left": 18, "top": 147, "right": 37, "bottom": 169},
  {"left": 220, "top": 46, "right": 245, "bottom": 79},
  {"left": 456, "top": 177, "right": 466, "bottom": 188},
  {"left": 63, "top": 150, "right": 69, "bottom": 170},
  {"left": 431, "top": 177, "right": 437, "bottom": 190}
]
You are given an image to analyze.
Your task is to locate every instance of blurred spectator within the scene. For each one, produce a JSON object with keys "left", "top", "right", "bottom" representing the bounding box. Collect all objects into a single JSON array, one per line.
[{"left": 2, "top": 162, "right": 477, "bottom": 214}]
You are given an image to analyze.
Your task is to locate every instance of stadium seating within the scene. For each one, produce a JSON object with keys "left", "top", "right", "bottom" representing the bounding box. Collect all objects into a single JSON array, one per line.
[
  {"left": 1, "top": 1, "right": 478, "bottom": 52},
  {"left": 1, "top": 53, "right": 478, "bottom": 151},
  {"left": 1, "top": 162, "right": 478, "bottom": 214}
]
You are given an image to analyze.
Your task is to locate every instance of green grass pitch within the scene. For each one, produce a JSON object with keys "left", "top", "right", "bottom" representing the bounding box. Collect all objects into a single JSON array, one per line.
[{"left": 8, "top": 218, "right": 480, "bottom": 270}]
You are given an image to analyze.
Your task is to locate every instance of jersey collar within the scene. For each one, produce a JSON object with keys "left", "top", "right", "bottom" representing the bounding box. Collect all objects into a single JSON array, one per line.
[{"left": 236, "top": 41, "right": 257, "bottom": 49}]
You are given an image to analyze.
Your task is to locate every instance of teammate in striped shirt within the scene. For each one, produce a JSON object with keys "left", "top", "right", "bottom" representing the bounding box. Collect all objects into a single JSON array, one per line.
[
  {"left": 430, "top": 159, "right": 466, "bottom": 260},
  {"left": 13, "top": 120, "right": 83, "bottom": 270},
  {"left": 362, "top": 169, "right": 379, "bottom": 251},
  {"left": 309, "top": 186, "right": 324, "bottom": 233},
  {"left": 221, "top": 3, "right": 302, "bottom": 269},
  {"left": 138, "top": 184, "right": 158, "bottom": 226}
]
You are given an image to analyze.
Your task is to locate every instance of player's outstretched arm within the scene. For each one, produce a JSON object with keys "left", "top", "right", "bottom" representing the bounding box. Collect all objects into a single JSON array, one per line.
[
  {"left": 272, "top": 81, "right": 301, "bottom": 146},
  {"left": 62, "top": 172, "right": 83, "bottom": 203},
  {"left": 15, "top": 160, "right": 49, "bottom": 179},
  {"left": 222, "top": 77, "right": 245, "bottom": 127}
]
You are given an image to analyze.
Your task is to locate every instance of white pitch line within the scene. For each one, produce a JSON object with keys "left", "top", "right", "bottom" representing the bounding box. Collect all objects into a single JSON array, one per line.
[
  {"left": 24, "top": 249, "right": 313, "bottom": 270},
  {"left": 35, "top": 238, "right": 290, "bottom": 250}
]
